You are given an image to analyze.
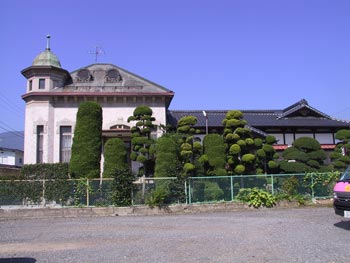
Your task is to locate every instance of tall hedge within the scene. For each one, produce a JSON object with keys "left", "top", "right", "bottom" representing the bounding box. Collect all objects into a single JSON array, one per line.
[
  {"left": 70, "top": 101, "right": 102, "bottom": 178},
  {"left": 103, "top": 138, "right": 128, "bottom": 178},
  {"left": 202, "top": 134, "right": 227, "bottom": 176},
  {"left": 21, "top": 163, "right": 69, "bottom": 179},
  {"left": 154, "top": 135, "right": 179, "bottom": 177}
]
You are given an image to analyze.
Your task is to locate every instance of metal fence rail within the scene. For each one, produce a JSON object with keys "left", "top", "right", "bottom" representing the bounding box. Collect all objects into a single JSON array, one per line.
[{"left": 0, "top": 172, "right": 338, "bottom": 207}]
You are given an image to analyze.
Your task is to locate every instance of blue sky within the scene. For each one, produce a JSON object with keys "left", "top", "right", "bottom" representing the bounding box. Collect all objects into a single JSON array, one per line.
[{"left": 1, "top": 0, "right": 350, "bottom": 132}]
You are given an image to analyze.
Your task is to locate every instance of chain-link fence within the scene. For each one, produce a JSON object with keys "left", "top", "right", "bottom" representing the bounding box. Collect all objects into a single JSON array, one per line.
[
  {"left": 187, "top": 173, "right": 335, "bottom": 204},
  {"left": 0, "top": 172, "right": 339, "bottom": 207}
]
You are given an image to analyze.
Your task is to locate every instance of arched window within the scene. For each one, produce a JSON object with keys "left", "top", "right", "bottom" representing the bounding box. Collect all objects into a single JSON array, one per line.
[
  {"left": 76, "top": 69, "right": 93, "bottom": 82},
  {"left": 105, "top": 69, "right": 122, "bottom": 82}
]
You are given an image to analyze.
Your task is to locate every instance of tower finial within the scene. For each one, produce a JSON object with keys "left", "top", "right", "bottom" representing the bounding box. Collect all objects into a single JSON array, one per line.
[{"left": 46, "top": 34, "right": 51, "bottom": 50}]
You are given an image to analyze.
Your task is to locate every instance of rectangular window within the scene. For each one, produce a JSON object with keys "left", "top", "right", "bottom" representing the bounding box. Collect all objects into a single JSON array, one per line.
[
  {"left": 285, "top": 133, "right": 294, "bottom": 145},
  {"left": 295, "top": 133, "right": 314, "bottom": 140},
  {"left": 29, "top": 80, "right": 33, "bottom": 91},
  {"left": 37, "top": 125, "right": 44, "bottom": 163},
  {"left": 315, "top": 133, "right": 334, "bottom": 144},
  {"left": 39, "top": 79, "right": 45, "bottom": 89},
  {"left": 60, "top": 126, "right": 72, "bottom": 163}
]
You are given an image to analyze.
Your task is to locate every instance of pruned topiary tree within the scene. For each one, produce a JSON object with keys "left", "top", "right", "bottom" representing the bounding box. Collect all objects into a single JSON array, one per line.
[
  {"left": 256, "top": 135, "right": 279, "bottom": 174},
  {"left": 279, "top": 137, "right": 327, "bottom": 173},
  {"left": 128, "top": 105, "right": 156, "bottom": 177},
  {"left": 176, "top": 116, "right": 202, "bottom": 177},
  {"left": 223, "top": 110, "right": 259, "bottom": 174},
  {"left": 70, "top": 101, "right": 102, "bottom": 178},
  {"left": 330, "top": 129, "right": 350, "bottom": 170}
]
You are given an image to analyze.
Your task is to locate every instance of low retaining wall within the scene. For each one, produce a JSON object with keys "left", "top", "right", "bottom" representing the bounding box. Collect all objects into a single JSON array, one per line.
[{"left": 0, "top": 200, "right": 319, "bottom": 219}]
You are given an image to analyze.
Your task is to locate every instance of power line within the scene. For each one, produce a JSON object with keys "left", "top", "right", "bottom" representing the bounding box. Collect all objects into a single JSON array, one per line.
[
  {"left": 0, "top": 127, "right": 24, "bottom": 139},
  {"left": 0, "top": 121, "right": 24, "bottom": 138},
  {"left": 0, "top": 89, "right": 24, "bottom": 114}
]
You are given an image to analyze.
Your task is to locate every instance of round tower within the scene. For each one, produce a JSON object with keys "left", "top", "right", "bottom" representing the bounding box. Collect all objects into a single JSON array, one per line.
[
  {"left": 21, "top": 35, "right": 71, "bottom": 164},
  {"left": 21, "top": 35, "right": 70, "bottom": 93}
]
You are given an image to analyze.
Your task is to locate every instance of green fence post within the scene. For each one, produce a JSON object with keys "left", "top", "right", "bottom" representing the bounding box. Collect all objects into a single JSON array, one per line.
[
  {"left": 184, "top": 180, "right": 188, "bottom": 205},
  {"left": 271, "top": 175, "right": 274, "bottom": 195},
  {"left": 230, "top": 176, "right": 234, "bottom": 201},
  {"left": 86, "top": 178, "right": 90, "bottom": 207},
  {"left": 311, "top": 173, "right": 315, "bottom": 200},
  {"left": 42, "top": 179, "right": 46, "bottom": 207},
  {"left": 188, "top": 179, "right": 192, "bottom": 204}
]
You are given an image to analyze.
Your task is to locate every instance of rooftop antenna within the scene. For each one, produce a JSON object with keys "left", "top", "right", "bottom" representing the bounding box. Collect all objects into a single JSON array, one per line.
[
  {"left": 46, "top": 34, "right": 51, "bottom": 50},
  {"left": 88, "top": 46, "right": 105, "bottom": 63}
]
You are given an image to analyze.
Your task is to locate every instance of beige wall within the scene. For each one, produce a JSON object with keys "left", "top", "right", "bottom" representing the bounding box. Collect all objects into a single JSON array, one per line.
[{"left": 24, "top": 98, "right": 167, "bottom": 164}]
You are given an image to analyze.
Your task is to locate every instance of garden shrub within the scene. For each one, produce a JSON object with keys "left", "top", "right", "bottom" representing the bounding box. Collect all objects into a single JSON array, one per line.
[
  {"left": 236, "top": 187, "right": 276, "bottom": 208},
  {"left": 70, "top": 101, "right": 102, "bottom": 178},
  {"left": 109, "top": 168, "right": 134, "bottom": 206}
]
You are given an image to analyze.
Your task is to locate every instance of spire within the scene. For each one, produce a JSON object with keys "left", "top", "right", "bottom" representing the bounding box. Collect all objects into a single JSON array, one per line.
[
  {"left": 32, "top": 35, "right": 61, "bottom": 68},
  {"left": 46, "top": 34, "right": 51, "bottom": 50}
]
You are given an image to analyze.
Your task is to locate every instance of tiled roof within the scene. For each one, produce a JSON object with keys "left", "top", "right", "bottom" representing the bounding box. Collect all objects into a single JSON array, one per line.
[{"left": 167, "top": 99, "right": 350, "bottom": 130}]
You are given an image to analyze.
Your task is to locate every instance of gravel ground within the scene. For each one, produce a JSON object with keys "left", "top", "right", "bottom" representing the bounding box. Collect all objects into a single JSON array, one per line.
[{"left": 0, "top": 207, "right": 349, "bottom": 263}]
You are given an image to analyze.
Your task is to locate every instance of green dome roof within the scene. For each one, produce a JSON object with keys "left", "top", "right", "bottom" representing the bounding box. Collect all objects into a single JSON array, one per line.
[{"left": 32, "top": 49, "right": 61, "bottom": 68}]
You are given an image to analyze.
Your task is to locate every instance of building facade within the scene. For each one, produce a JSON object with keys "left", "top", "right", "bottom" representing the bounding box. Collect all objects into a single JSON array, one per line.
[
  {"left": 21, "top": 37, "right": 350, "bottom": 167},
  {"left": 21, "top": 36, "right": 173, "bottom": 165},
  {"left": 0, "top": 131, "right": 24, "bottom": 167},
  {"left": 168, "top": 99, "right": 350, "bottom": 152}
]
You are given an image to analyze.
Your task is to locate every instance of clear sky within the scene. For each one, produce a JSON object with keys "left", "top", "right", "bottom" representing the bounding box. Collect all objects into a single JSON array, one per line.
[{"left": 1, "top": 0, "right": 350, "bottom": 133}]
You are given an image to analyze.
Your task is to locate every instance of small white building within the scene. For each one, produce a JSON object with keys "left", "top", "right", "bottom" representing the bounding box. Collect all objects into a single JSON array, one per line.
[
  {"left": 0, "top": 131, "right": 24, "bottom": 167},
  {"left": 21, "top": 36, "right": 174, "bottom": 165}
]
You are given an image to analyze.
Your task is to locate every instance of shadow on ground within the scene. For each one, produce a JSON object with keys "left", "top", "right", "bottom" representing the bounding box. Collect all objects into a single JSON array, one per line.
[
  {"left": 0, "top": 258, "right": 36, "bottom": 263},
  {"left": 334, "top": 220, "right": 350, "bottom": 230}
]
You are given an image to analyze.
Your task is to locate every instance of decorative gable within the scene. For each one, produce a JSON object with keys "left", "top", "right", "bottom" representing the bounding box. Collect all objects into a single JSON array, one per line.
[
  {"left": 68, "top": 64, "right": 173, "bottom": 94},
  {"left": 278, "top": 99, "right": 331, "bottom": 119}
]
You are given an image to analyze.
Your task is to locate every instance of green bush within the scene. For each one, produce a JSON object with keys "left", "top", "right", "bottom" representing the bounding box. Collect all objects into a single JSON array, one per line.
[
  {"left": 229, "top": 144, "right": 241, "bottom": 155},
  {"left": 236, "top": 187, "right": 276, "bottom": 208},
  {"left": 281, "top": 176, "right": 299, "bottom": 196},
  {"left": 154, "top": 135, "right": 179, "bottom": 178},
  {"left": 335, "top": 129, "right": 350, "bottom": 141},
  {"left": 70, "top": 101, "right": 102, "bottom": 178},
  {"left": 103, "top": 138, "right": 128, "bottom": 178},
  {"left": 235, "top": 188, "right": 252, "bottom": 202},
  {"left": 203, "top": 181, "right": 224, "bottom": 201},
  {"left": 242, "top": 154, "right": 255, "bottom": 163},
  {"left": 21, "top": 163, "right": 69, "bottom": 179},
  {"left": 248, "top": 188, "right": 276, "bottom": 208},
  {"left": 110, "top": 168, "right": 134, "bottom": 206},
  {"left": 0, "top": 163, "right": 71, "bottom": 205},
  {"left": 265, "top": 135, "right": 277, "bottom": 144},
  {"left": 234, "top": 164, "right": 245, "bottom": 174},
  {"left": 293, "top": 137, "right": 321, "bottom": 151},
  {"left": 146, "top": 186, "right": 168, "bottom": 208},
  {"left": 203, "top": 134, "right": 227, "bottom": 176}
]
